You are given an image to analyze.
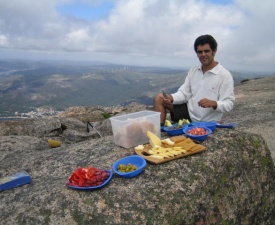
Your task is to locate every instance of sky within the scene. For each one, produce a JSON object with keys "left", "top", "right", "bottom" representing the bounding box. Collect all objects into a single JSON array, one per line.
[{"left": 0, "top": 0, "right": 274, "bottom": 73}]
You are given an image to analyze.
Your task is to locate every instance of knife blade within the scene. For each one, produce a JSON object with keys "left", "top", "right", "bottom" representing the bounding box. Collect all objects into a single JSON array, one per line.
[
  {"left": 86, "top": 122, "right": 102, "bottom": 138},
  {"left": 162, "top": 90, "right": 169, "bottom": 99}
]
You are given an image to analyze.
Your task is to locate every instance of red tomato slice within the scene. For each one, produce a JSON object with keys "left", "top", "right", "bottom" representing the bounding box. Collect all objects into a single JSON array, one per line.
[
  {"left": 188, "top": 127, "right": 208, "bottom": 136},
  {"left": 68, "top": 167, "right": 110, "bottom": 187}
]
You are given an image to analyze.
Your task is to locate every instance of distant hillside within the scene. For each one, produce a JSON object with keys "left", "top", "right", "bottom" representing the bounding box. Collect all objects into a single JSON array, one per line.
[{"left": 0, "top": 59, "right": 267, "bottom": 117}]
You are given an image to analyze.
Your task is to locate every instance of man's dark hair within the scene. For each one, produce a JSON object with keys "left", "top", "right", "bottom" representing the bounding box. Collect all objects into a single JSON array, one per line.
[{"left": 194, "top": 34, "right": 218, "bottom": 52}]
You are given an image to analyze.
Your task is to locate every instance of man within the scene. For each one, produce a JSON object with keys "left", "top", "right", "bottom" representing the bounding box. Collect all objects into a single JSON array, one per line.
[{"left": 154, "top": 34, "right": 235, "bottom": 124}]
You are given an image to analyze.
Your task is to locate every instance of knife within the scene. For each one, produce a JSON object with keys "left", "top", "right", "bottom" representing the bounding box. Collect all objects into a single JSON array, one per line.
[
  {"left": 162, "top": 90, "right": 169, "bottom": 99},
  {"left": 86, "top": 122, "right": 102, "bottom": 138}
]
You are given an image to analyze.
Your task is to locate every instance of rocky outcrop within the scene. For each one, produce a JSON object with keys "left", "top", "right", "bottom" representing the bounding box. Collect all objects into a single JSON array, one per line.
[
  {"left": 58, "top": 103, "right": 152, "bottom": 123},
  {"left": 1, "top": 77, "right": 275, "bottom": 225},
  {"left": 222, "top": 75, "right": 275, "bottom": 161}
]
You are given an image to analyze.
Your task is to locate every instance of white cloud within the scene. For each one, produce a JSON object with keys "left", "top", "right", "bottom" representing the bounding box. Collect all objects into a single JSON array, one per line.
[
  {"left": 0, "top": 0, "right": 274, "bottom": 73},
  {"left": 0, "top": 35, "right": 9, "bottom": 47},
  {"left": 61, "top": 28, "right": 93, "bottom": 51}
]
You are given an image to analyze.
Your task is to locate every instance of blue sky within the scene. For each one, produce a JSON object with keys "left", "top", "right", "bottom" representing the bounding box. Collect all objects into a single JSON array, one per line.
[
  {"left": 206, "top": 0, "right": 233, "bottom": 4},
  {"left": 56, "top": 1, "right": 115, "bottom": 21},
  {"left": 56, "top": 0, "right": 233, "bottom": 21},
  {"left": 0, "top": 0, "right": 274, "bottom": 73}
]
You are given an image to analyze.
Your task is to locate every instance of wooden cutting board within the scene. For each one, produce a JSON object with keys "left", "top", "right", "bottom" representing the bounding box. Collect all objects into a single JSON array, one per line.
[{"left": 134, "top": 136, "right": 206, "bottom": 164}]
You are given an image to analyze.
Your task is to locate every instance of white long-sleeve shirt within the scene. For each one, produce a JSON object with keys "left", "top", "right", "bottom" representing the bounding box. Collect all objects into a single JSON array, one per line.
[{"left": 171, "top": 63, "right": 235, "bottom": 122}]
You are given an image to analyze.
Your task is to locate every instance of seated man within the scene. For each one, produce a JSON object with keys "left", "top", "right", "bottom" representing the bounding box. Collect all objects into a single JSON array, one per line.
[{"left": 154, "top": 34, "right": 235, "bottom": 125}]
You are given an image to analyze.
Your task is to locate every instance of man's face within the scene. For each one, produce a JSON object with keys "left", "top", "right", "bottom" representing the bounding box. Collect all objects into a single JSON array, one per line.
[{"left": 196, "top": 44, "right": 216, "bottom": 67}]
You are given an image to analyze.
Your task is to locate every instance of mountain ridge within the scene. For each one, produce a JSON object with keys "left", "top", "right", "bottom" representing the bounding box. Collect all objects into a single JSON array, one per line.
[{"left": 0, "top": 59, "right": 271, "bottom": 117}]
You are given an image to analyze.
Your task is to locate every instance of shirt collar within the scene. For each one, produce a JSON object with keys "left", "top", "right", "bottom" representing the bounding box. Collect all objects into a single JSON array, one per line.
[{"left": 198, "top": 62, "right": 221, "bottom": 75}]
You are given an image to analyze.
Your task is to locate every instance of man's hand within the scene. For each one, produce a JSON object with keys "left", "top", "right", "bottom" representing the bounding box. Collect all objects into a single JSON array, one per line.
[
  {"left": 162, "top": 94, "right": 173, "bottom": 110},
  {"left": 198, "top": 98, "right": 217, "bottom": 109}
]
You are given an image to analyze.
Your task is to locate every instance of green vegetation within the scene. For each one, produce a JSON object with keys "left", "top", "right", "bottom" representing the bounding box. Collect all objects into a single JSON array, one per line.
[
  {"left": 261, "top": 156, "right": 272, "bottom": 168},
  {"left": 101, "top": 112, "right": 111, "bottom": 119},
  {"left": 240, "top": 79, "right": 250, "bottom": 83},
  {"left": 252, "top": 140, "right": 261, "bottom": 149}
]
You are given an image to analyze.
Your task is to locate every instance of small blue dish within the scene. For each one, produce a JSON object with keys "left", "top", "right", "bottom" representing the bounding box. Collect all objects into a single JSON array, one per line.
[
  {"left": 67, "top": 170, "right": 113, "bottom": 190},
  {"left": 183, "top": 126, "right": 212, "bottom": 141},
  {"left": 190, "top": 121, "right": 218, "bottom": 132},
  {"left": 164, "top": 124, "right": 187, "bottom": 136},
  {"left": 112, "top": 155, "right": 147, "bottom": 178}
]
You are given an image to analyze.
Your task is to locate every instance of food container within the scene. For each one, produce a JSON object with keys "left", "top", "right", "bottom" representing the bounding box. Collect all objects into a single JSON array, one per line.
[
  {"left": 190, "top": 121, "right": 218, "bottom": 132},
  {"left": 183, "top": 126, "right": 212, "bottom": 141},
  {"left": 163, "top": 123, "right": 188, "bottom": 136},
  {"left": 110, "top": 111, "right": 160, "bottom": 148},
  {"left": 112, "top": 155, "right": 147, "bottom": 178}
]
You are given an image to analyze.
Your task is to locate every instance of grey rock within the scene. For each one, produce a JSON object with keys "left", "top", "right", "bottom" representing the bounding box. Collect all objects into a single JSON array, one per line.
[
  {"left": 1, "top": 76, "right": 275, "bottom": 225},
  {"left": 222, "top": 75, "right": 275, "bottom": 161}
]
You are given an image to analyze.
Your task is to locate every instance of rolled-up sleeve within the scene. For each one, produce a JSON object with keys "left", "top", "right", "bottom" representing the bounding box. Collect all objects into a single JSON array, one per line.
[
  {"left": 216, "top": 72, "right": 235, "bottom": 113},
  {"left": 171, "top": 73, "right": 192, "bottom": 104}
]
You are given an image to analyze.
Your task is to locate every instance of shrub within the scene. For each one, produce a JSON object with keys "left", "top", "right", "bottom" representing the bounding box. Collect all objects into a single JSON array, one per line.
[{"left": 240, "top": 79, "right": 250, "bottom": 83}]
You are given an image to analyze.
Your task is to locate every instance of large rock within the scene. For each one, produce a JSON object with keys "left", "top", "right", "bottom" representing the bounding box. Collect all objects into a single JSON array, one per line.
[
  {"left": 1, "top": 76, "right": 275, "bottom": 224},
  {"left": 0, "top": 117, "right": 104, "bottom": 144},
  {"left": 0, "top": 125, "right": 275, "bottom": 224},
  {"left": 222, "top": 75, "right": 275, "bottom": 161}
]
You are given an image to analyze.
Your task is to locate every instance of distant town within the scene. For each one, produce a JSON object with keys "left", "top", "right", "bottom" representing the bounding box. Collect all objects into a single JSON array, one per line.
[{"left": 0, "top": 108, "right": 62, "bottom": 120}]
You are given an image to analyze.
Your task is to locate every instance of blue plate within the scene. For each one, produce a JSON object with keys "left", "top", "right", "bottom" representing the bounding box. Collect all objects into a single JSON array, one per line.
[
  {"left": 183, "top": 126, "right": 212, "bottom": 141},
  {"left": 112, "top": 155, "right": 147, "bottom": 178},
  {"left": 164, "top": 124, "right": 188, "bottom": 136},
  {"left": 67, "top": 170, "right": 112, "bottom": 190},
  {"left": 161, "top": 126, "right": 166, "bottom": 132},
  {"left": 216, "top": 123, "right": 237, "bottom": 128},
  {"left": 190, "top": 121, "right": 218, "bottom": 132}
]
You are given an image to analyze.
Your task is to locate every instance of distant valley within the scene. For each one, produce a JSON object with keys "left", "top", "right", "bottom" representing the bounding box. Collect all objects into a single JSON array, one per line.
[{"left": 0, "top": 59, "right": 269, "bottom": 117}]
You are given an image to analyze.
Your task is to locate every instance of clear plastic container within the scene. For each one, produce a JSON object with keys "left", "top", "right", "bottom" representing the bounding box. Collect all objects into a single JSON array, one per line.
[{"left": 110, "top": 111, "right": 160, "bottom": 148}]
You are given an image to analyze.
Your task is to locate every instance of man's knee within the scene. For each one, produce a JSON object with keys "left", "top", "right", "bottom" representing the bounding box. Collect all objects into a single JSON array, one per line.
[{"left": 154, "top": 93, "right": 163, "bottom": 104}]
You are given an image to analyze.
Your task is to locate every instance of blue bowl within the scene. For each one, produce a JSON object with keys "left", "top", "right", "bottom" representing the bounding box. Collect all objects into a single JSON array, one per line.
[
  {"left": 163, "top": 124, "right": 187, "bottom": 136},
  {"left": 112, "top": 155, "right": 147, "bottom": 178},
  {"left": 188, "top": 121, "right": 218, "bottom": 132},
  {"left": 183, "top": 126, "right": 212, "bottom": 141}
]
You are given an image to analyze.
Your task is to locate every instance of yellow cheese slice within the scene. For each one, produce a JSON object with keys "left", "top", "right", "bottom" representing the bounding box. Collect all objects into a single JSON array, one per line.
[{"left": 147, "top": 131, "right": 161, "bottom": 147}]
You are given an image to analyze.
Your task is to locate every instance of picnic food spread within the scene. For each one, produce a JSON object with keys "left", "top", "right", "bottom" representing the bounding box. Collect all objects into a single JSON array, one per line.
[
  {"left": 187, "top": 127, "right": 209, "bottom": 135},
  {"left": 2, "top": 109, "right": 236, "bottom": 192},
  {"left": 68, "top": 167, "right": 110, "bottom": 187},
  {"left": 117, "top": 164, "right": 137, "bottom": 173},
  {"left": 164, "top": 118, "right": 190, "bottom": 128},
  {"left": 134, "top": 131, "right": 206, "bottom": 164}
]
